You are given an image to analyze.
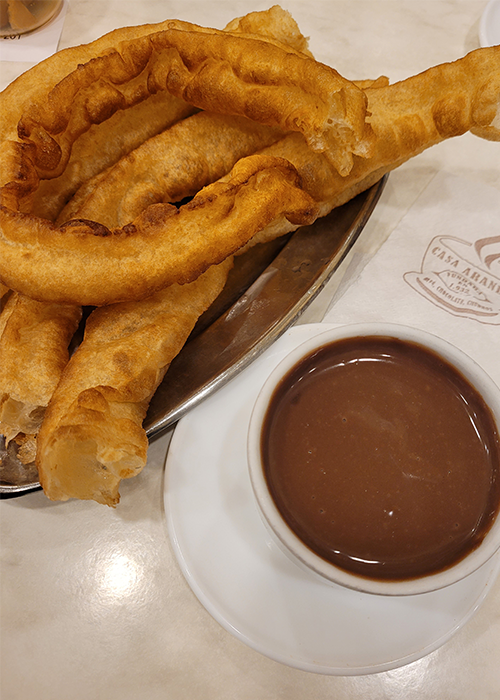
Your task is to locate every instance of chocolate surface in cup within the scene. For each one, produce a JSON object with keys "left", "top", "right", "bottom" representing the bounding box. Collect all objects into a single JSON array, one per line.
[{"left": 261, "top": 336, "right": 500, "bottom": 581}]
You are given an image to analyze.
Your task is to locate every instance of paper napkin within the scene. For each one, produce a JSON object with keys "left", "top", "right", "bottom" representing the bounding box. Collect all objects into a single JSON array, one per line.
[
  {"left": 0, "top": 0, "right": 67, "bottom": 63},
  {"left": 322, "top": 171, "right": 500, "bottom": 386}
]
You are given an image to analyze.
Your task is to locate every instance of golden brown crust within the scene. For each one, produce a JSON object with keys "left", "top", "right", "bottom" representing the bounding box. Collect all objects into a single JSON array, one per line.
[
  {"left": 2, "top": 46, "right": 497, "bottom": 309},
  {"left": 0, "top": 155, "right": 318, "bottom": 305},
  {"left": 256, "top": 46, "right": 500, "bottom": 224},
  {"left": 4, "top": 6, "right": 319, "bottom": 504},
  {"left": 37, "top": 258, "right": 233, "bottom": 506},
  {"left": 0, "top": 293, "right": 81, "bottom": 442},
  {"left": 224, "top": 5, "right": 312, "bottom": 56},
  {"left": 0, "top": 7, "right": 308, "bottom": 146},
  {"left": 0, "top": 22, "right": 198, "bottom": 220},
  {"left": 57, "top": 112, "right": 283, "bottom": 226},
  {"left": 0, "top": 19, "right": 196, "bottom": 143},
  {"left": 1, "top": 7, "right": 313, "bottom": 223},
  {"left": 12, "top": 23, "right": 369, "bottom": 180},
  {"left": 27, "top": 96, "right": 195, "bottom": 222},
  {"left": 0, "top": 11, "right": 371, "bottom": 307},
  {"left": 366, "top": 46, "right": 500, "bottom": 141},
  {"left": 3, "top": 11, "right": 499, "bottom": 507},
  {"left": 25, "top": 6, "right": 312, "bottom": 222}
]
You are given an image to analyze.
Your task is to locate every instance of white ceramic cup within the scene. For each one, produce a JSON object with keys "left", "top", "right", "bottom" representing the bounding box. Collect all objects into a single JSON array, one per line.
[{"left": 247, "top": 323, "right": 500, "bottom": 596}]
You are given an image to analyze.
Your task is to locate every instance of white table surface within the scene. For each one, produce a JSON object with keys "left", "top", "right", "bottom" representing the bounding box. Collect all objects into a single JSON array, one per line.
[{"left": 1, "top": 2, "right": 500, "bottom": 698}]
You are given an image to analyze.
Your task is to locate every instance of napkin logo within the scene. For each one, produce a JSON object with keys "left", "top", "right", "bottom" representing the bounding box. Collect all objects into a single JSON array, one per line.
[{"left": 404, "top": 234, "right": 500, "bottom": 325}]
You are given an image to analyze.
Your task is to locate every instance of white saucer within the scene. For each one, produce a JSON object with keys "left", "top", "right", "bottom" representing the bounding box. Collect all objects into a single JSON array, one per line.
[
  {"left": 164, "top": 323, "right": 500, "bottom": 675},
  {"left": 480, "top": 0, "right": 500, "bottom": 46}
]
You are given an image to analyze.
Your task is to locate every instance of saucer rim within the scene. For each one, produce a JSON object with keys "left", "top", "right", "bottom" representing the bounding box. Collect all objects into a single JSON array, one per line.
[{"left": 480, "top": 0, "right": 500, "bottom": 47}]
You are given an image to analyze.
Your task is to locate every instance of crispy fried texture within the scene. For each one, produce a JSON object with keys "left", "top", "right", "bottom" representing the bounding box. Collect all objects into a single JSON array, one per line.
[
  {"left": 248, "top": 46, "right": 500, "bottom": 247},
  {"left": 35, "top": 105, "right": 280, "bottom": 502},
  {"left": 0, "top": 9, "right": 369, "bottom": 305},
  {"left": 0, "top": 8, "right": 311, "bottom": 146},
  {"left": 55, "top": 4, "right": 316, "bottom": 226},
  {"left": 57, "top": 112, "right": 283, "bottom": 226},
  {"left": 20, "top": 4, "right": 317, "bottom": 221},
  {"left": 31, "top": 7, "right": 316, "bottom": 504},
  {"left": 0, "top": 155, "right": 318, "bottom": 305},
  {"left": 40, "top": 110, "right": 283, "bottom": 502},
  {"left": 0, "top": 293, "right": 81, "bottom": 448},
  {"left": 0, "top": 26, "right": 196, "bottom": 221},
  {"left": 33, "top": 111, "right": 288, "bottom": 504},
  {"left": 223, "top": 5, "right": 312, "bottom": 55},
  {"left": 1, "top": 6, "right": 313, "bottom": 222},
  {"left": 0, "top": 11, "right": 370, "bottom": 217},
  {"left": 0, "top": 20, "right": 200, "bottom": 145},
  {"left": 27, "top": 97, "right": 195, "bottom": 222},
  {"left": 37, "top": 259, "right": 233, "bottom": 506},
  {"left": 2, "top": 47, "right": 497, "bottom": 305},
  {"left": 12, "top": 24, "right": 369, "bottom": 181},
  {"left": 30, "top": 6, "right": 313, "bottom": 222},
  {"left": 1, "top": 9, "right": 343, "bottom": 305}
]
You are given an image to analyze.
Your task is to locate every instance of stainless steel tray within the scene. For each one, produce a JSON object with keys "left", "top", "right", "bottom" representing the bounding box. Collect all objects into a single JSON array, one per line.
[{"left": 0, "top": 176, "right": 387, "bottom": 495}]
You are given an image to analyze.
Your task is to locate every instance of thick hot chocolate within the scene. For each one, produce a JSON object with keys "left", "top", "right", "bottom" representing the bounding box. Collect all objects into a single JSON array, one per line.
[{"left": 261, "top": 336, "right": 500, "bottom": 581}]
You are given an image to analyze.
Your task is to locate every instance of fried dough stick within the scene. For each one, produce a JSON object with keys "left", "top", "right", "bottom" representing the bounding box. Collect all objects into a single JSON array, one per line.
[
  {"left": 0, "top": 7, "right": 317, "bottom": 224},
  {"left": 330, "top": 44, "right": 500, "bottom": 205},
  {"left": 0, "top": 12, "right": 372, "bottom": 303},
  {"left": 36, "top": 259, "right": 232, "bottom": 506},
  {"left": 0, "top": 7, "right": 308, "bottom": 464},
  {"left": 56, "top": 82, "right": 389, "bottom": 226},
  {"left": 0, "top": 294, "right": 81, "bottom": 463},
  {"left": 57, "top": 112, "right": 283, "bottom": 227},
  {"left": 11, "top": 23, "right": 369, "bottom": 182},
  {"left": 34, "top": 112, "right": 285, "bottom": 505},
  {"left": 0, "top": 7, "right": 310, "bottom": 149},
  {"left": 34, "top": 8, "right": 314, "bottom": 503},
  {"left": 19, "top": 5, "right": 310, "bottom": 222},
  {"left": 2, "top": 53, "right": 195, "bottom": 223},
  {"left": 0, "top": 154, "right": 318, "bottom": 306},
  {"left": 0, "top": 96, "right": 194, "bottom": 475},
  {"left": 2, "top": 46, "right": 498, "bottom": 306},
  {"left": 246, "top": 45, "right": 500, "bottom": 249},
  {"left": 26, "top": 98, "right": 195, "bottom": 223}
]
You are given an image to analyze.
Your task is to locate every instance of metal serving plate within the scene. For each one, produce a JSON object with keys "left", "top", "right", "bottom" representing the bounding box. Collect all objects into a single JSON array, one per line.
[{"left": 0, "top": 176, "right": 387, "bottom": 495}]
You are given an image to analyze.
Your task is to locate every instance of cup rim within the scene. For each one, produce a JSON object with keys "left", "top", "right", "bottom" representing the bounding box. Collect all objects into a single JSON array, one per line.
[{"left": 247, "top": 322, "right": 500, "bottom": 596}]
